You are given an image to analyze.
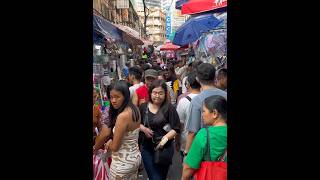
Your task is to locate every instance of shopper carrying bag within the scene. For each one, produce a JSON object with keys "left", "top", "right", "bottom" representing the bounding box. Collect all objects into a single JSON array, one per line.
[
  {"left": 194, "top": 127, "right": 227, "bottom": 180},
  {"left": 182, "top": 95, "right": 227, "bottom": 180}
]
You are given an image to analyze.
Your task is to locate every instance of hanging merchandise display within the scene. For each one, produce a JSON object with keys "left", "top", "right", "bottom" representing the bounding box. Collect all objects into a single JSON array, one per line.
[
  {"left": 93, "top": 17, "right": 118, "bottom": 110},
  {"left": 166, "top": 51, "right": 176, "bottom": 59},
  {"left": 204, "top": 29, "right": 227, "bottom": 57},
  {"left": 192, "top": 27, "right": 227, "bottom": 68}
]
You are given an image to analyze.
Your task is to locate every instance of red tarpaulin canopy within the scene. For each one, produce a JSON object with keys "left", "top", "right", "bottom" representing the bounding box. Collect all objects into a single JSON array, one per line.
[
  {"left": 160, "top": 42, "right": 180, "bottom": 51},
  {"left": 181, "top": 0, "right": 227, "bottom": 15}
]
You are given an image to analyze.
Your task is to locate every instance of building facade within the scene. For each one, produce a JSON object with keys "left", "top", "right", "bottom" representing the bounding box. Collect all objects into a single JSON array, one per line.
[
  {"left": 161, "top": 0, "right": 187, "bottom": 39},
  {"left": 93, "top": 0, "right": 146, "bottom": 38},
  {"left": 135, "top": 0, "right": 165, "bottom": 45},
  {"left": 145, "top": 7, "right": 166, "bottom": 45},
  {"left": 135, "top": 0, "right": 161, "bottom": 11},
  {"left": 145, "top": 0, "right": 161, "bottom": 8},
  {"left": 161, "top": 0, "right": 171, "bottom": 11},
  {"left": 171, "top": 8, "right": 186, "bottom": 33}
]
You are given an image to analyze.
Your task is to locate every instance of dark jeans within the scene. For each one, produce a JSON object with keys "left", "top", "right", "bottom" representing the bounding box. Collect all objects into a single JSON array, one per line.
[{"left": 141, "top": 145, "right": 170, "bottom": 180}]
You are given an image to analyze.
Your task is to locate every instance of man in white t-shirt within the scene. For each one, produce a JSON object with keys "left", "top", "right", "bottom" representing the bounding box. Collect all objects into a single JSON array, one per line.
[
  {"left": 175, "top": 72, "right": 201, "bottom": 160},
  {"left": 181, "top": 62, "right": 194, "bottom": 94},
  {"left": 128, "top": 66, "right": 143, "bottom": 99}
]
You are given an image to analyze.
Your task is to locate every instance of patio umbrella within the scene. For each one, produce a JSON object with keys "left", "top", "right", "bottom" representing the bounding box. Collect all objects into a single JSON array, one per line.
[
  {"left": 181, "top": 0, "right": 227, "bottom": 15},
  {"left": 215, "top": 12, "right": 227, "bottom": 28},
  {"left": 160, "top": 42, "right": 180, "bottom": 51},
  {"left": 172, "top": 13, "right": 222, "bottom": 46}
]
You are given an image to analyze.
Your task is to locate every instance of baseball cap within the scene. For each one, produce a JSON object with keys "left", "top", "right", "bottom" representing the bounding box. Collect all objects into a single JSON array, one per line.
[{"left": 144, "top": 69, "right": 158, "bottom": 78}]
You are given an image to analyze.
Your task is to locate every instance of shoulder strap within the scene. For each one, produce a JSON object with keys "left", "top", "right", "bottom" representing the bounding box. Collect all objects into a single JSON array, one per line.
[
  {"left": 205, "top": 127, "right": 211, "bottom": 161},
  {"left": 143, "top": 103, "right": 150, "bottom": 127},
  {"left": 185, "top": 95, "right": 192, "bottom": 102}
]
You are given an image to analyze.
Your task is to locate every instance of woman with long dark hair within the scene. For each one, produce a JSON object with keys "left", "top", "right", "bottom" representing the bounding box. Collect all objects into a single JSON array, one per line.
[
  {"left": 139, "top": 79, "right": 181, "bottom": 180},
  {"left": 104, "top": 80, "right": 142, "bottom": 179}
]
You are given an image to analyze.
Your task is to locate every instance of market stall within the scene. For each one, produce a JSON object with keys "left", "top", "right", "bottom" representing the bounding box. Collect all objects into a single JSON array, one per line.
[
  {"left": 93, "top": 13, "right": 123, "bottom": 110},
  {"left": 191, "top": 27, "right": 227, "bottom": 67}
]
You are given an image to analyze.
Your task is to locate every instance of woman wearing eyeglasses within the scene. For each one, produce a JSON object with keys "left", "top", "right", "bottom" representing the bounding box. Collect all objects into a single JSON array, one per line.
[{"left": 139, "top": 79, "right": 181, "bottom": 180}]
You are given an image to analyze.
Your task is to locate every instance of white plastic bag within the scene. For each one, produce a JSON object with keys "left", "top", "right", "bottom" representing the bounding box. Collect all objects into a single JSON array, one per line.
[{"left": 93, "top": 150, "right": 111, "bottom": 180}]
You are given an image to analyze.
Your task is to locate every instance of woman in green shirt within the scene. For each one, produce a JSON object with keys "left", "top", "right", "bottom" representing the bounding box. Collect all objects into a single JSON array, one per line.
[{"left": 182, "top": 95, "right": 227, "bottom": 180}]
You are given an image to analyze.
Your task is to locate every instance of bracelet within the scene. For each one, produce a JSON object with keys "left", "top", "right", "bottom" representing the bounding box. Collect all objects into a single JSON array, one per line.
[{"left": 160, "top": 137, "right": 169, "bottom": 146}]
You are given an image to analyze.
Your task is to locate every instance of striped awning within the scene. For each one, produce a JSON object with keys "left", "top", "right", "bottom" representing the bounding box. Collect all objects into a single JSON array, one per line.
[{"left": 113, "top": 24, "right": 144, "bottom": 45}]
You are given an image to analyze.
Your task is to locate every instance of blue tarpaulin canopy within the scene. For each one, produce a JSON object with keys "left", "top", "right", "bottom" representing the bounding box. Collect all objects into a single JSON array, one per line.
[
  {"left": 93, "top": 30, "right": 105, "bottom": 45},
  {"left": 93, "top": 14, "right": 122, "bottom": 40}
]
